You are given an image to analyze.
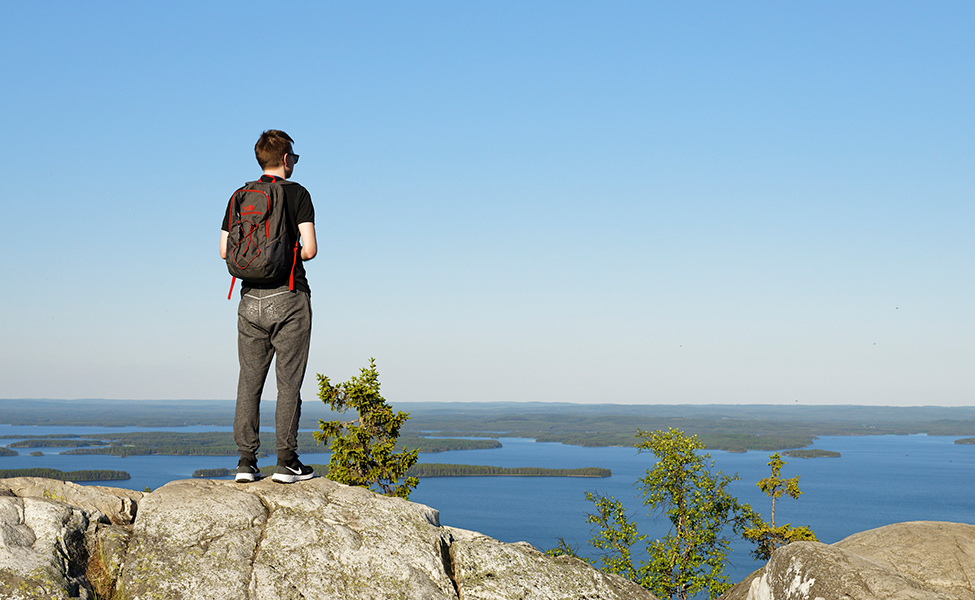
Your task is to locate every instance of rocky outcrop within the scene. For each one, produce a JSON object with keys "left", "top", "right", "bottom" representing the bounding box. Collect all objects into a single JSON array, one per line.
[
  {"left": 0, "top": 478, "right": 142, "bottom": 525},
  {"left": 13, "top": 476, "right": 972, "bottom": 600},
  {"left": 0, "top": 476, "right": 655, "bottom": 600},
  {"left": 720, "top": 521, "right": 975, "bottom": 600}
]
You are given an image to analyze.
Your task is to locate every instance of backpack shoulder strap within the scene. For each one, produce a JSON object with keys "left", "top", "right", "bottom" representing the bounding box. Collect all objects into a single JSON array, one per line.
[{"left": 245, "top": 178, "right": 294, "bottom": 187}]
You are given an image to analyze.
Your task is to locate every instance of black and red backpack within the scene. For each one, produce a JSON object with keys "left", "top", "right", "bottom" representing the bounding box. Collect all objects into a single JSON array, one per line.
[{"left": 225, "top": 179, "right": 298, "bottom": 298}]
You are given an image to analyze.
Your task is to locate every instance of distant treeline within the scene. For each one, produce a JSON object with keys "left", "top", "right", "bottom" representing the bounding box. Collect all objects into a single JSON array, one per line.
[
  {"left": 406, "top": 464, "right": 612, "bottom": 478},
  {"left": 61, "top": 431, "right": 245, "bottom": 457},
  {"left": 783, "top": 449, "right": 841, "bottom": 458},
  {"left": 402, "top": 410, "right": 975, "bottom": 452},
  {"left": 0, "top": 468, "right": 130, "bottom": 481},
  {"left": 398, "top": 436, "right": 502, "bottom": 453},
  {"left": 0, "top": 398, "right": 346, "bottom": 429},
  {"left": 0, "top": 432, "right": 500, "bottom": 458},
  {"left": 8, "top": 439, "right": 105, "bottom": 448},
  {"left": 955, "top": 438, "right": 975, "bottom": 445},
  {"left": 193, "top": 468, "right": 232, "bottom": 478},
  {"left": 0, "top": 434, "right": 81, "bottom": 439},
  {"left": 530, "top": 431, "right": 822, "bottom": 452},
  {"left": 7, "top": 399, "right": 975, "bottom": 455}
]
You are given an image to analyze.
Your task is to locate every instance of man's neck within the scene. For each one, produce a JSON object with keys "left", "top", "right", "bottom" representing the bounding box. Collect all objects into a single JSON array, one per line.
[{"left": 263, "top": 167, "right": 287, "bottom": 179}]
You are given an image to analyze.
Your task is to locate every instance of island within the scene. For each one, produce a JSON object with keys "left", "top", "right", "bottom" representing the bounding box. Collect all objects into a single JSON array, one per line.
[
  {"left": 193, "top": 468, "right": 232, "bottom": 478},
  {"left": 0, "top": 432, "right": 504, "bottom": 457},
  {"left": 407, "top": 464, "right": 612, "bottom": 478},
  {"left": 0, "top": 468, "right": 130, "bottom": 481},
  {"left": 8, "top": 439, "right": 105, "bottom": 448},
  {"left": 6, "top": 400, "right": 975, "bottom": 455},
  {"left": 783, "top": 449, "right": 841, "bottom": 459}
]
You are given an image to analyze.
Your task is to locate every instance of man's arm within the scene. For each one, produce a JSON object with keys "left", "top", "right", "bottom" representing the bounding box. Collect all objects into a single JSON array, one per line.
[
  {"left": 220, "top": 230, "right": 229, "bottom": 259},
  {"left": 299, "top": 222, "right": 317, "bottom": 260}
]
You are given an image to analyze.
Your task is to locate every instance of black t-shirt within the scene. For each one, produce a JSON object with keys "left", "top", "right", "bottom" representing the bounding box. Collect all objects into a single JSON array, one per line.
[{"left": 222, "top": 174, "right": 315, "bottom": 294}]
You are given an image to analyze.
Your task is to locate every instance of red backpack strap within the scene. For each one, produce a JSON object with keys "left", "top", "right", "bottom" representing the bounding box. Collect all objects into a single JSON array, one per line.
[
  {"left": 225, "top": 190, "right": 240, "bottom": 300},
  {"left": 288, "top": 242, "right": 299, "bottom": 291}
]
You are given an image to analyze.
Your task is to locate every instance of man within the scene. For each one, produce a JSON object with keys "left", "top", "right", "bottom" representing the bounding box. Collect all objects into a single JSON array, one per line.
[{"left": 220, "top": 130, "right": 317, "bottom": 483}]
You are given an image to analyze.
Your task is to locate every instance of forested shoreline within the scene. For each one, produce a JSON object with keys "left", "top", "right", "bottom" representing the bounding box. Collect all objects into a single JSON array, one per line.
[
  {"left": 1, "top": 432, "right": 499, "bottom": 458},
  {"left": 784, "top": 449, "right": 842, "bottom": 458},
  {"left": 0, "top": 468, "right": 130, "bottom": 481},
  {"left": 406, "top": 464, "right": 611, "bottom": 477},
  {"left": 4, "top": 400, "right": 975, "bottom": 454}
]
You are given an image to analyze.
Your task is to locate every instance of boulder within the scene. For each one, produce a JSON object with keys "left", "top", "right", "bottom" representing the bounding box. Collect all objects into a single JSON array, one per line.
[
  {"left": 0, "top": 477, "right": 142, "bottom": 525},
  {"left": 834, "top": 521, "right": 975, "bottom": 599},
  {"left": 720, "top": 521, "right": 975, "bottom": 600},
  {"left": 0, "top": 477, "right": 656, "bottom": 600}
]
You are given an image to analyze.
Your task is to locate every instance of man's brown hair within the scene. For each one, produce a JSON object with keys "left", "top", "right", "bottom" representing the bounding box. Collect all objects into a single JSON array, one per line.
[{"left": 255, "top": 130, "right": 295, "bottom": 170}]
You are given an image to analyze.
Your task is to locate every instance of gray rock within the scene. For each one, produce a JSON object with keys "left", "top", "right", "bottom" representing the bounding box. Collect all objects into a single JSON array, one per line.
[
  {"left": 121, "top": 479, "right": 267, "bottom": 599},
  {"left": 835, "top": 521, "right": 975, "bottom": 600},
  {"left": 720, "top": 521, "right": 975, "bottom": 600},
  {"left": 447, "top": 526, "right": 658, "bottom": 600},
  {"left": 1, "top": 473, "right": 964, "bottom": 600},
  {"left": 0, "top": 476, "right": 658, "bottom": 599},
  {"left": 0, "top": 495, "right": 94, "bottom": 600},
  {"left": 246, "top": 477, "right": 456, "bottom": 600},
  {"left": 0, "top": 477, "right": 142, "bottom": 525}
]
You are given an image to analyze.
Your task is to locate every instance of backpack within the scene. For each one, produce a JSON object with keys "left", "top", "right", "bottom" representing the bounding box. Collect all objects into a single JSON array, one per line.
[{"left": 225, "top": 179, "right": 298, "bottom": 299}]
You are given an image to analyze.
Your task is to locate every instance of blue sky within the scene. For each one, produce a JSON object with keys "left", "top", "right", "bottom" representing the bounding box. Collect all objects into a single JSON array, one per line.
[{"left": 2, "top": 2, "right": 972, "bottom": 405}]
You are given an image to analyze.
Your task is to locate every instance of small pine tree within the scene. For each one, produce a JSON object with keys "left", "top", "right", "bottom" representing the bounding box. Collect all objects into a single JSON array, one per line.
[
  {"left": 742, "top": 453, "right": 817, "bottom": 560},
  {"left": 315, "top": 358, "right": 419, "bottom": 499}
]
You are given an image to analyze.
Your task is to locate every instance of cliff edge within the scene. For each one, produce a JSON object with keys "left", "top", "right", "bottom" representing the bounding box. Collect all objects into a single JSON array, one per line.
[{"left": 0, "top": 476, "right": 655, "bottom": 600}]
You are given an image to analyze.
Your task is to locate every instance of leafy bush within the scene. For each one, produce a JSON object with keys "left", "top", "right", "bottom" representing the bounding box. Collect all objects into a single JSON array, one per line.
[{"left": 583, "top": 428, "right": 753, "bottom": 600}]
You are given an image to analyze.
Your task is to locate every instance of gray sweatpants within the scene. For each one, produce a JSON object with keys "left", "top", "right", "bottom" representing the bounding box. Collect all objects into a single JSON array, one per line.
[{"left": 234, "top": 286, "right": 312, "bottom": 463}]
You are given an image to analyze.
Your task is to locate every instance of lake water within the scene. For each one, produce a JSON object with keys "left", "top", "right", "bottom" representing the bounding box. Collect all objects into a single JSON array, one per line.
[{"left": 2, "top": 424, "right": 974, "bottom": 584}]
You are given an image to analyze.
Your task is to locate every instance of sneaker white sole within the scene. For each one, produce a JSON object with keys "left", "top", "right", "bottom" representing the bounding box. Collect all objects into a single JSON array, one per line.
[
  {"left": 271, "top": 471, "right": 314, "bottom": 484},
  {"left": 235, "top": 473, "right": 260, "bottom": 483}
]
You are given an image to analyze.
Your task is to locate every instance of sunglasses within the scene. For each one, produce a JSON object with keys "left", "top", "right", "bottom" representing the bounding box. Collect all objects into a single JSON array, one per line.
[{"left": 289, "top": 153, "right": 300, "bottom": 164}]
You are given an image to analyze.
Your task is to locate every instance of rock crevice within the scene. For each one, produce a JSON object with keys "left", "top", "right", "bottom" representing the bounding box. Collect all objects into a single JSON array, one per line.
[{"left": 438, "top": 533, "right": 460, "bottom": 598}]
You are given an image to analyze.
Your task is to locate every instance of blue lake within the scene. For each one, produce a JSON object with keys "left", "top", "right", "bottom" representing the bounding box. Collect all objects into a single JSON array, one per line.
[{"left": 2, "top": 424, "right": 973, "bottom": 584}]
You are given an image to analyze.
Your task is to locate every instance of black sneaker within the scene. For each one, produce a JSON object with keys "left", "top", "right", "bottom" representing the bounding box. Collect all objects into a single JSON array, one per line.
[
  {"left": 271, "top": 458, "right": 315, "bottom": 484},
  {"left": 235, "top": 458, "right": 262, "bottom": 483}
]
